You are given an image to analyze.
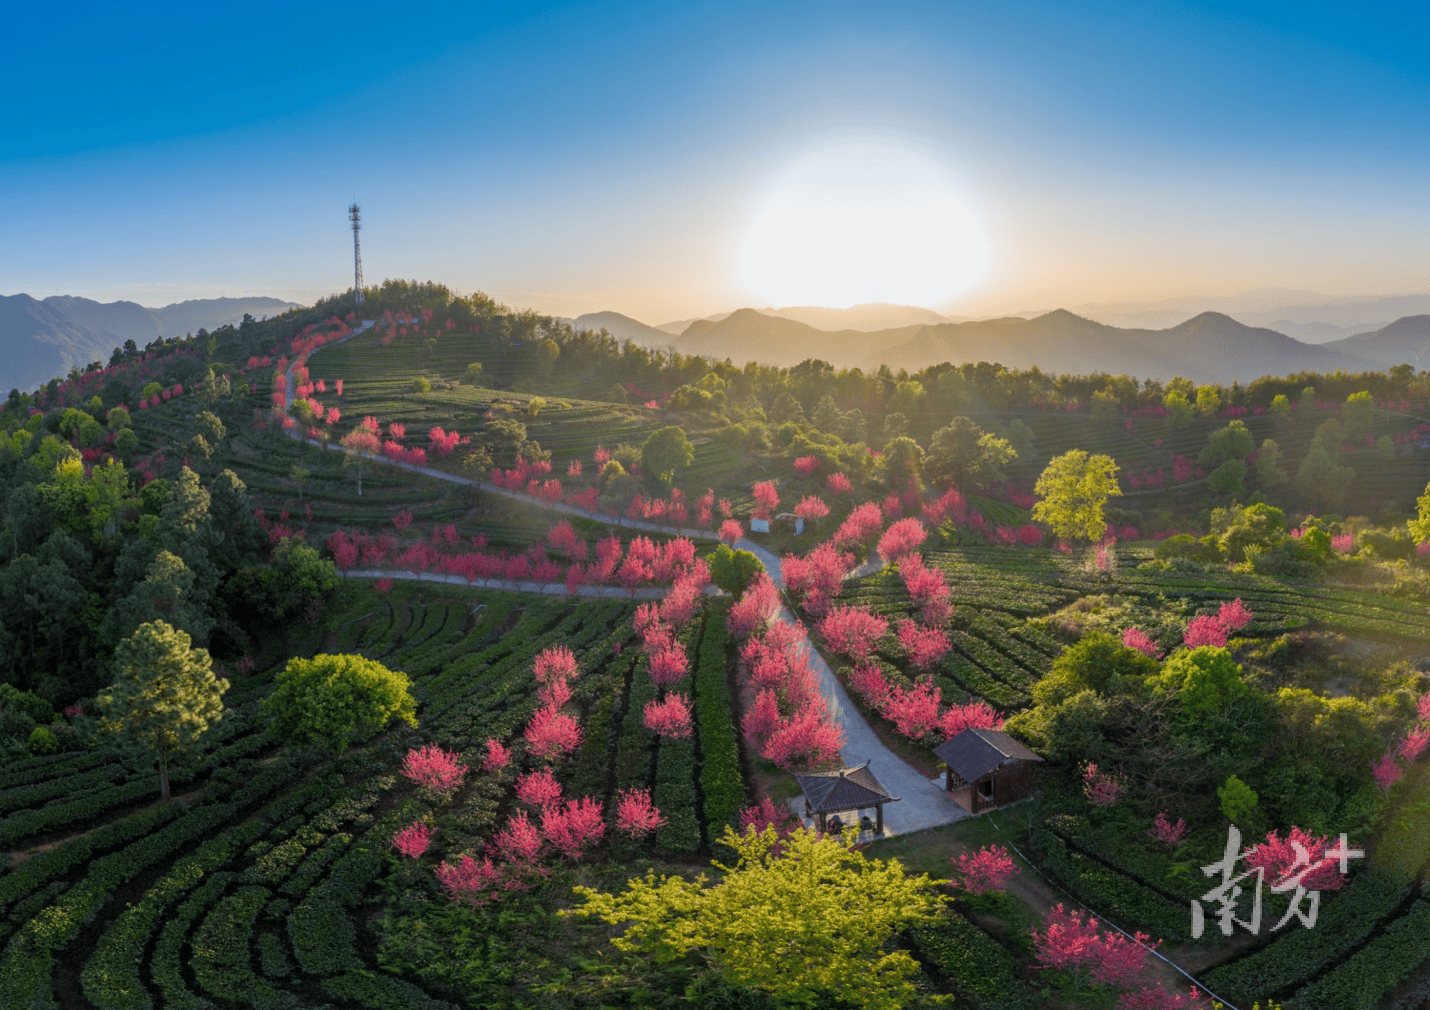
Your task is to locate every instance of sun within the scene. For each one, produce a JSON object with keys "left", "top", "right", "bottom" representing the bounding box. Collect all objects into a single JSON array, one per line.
[{"left": 737, "top": 141, "right": 986, "bottom": 309}]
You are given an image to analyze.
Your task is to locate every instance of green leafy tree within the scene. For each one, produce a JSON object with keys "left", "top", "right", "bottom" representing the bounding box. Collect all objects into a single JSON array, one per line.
[
  {"left": 641, "top": 426, "right": 695, "bottom": 485},
  {"left": 1295, "top": 438, "right": 1355, "bottom": 509},
  {"left": 1411, "top": 481, "right": 1430, "bottom": 544},
  {"left": 1255, "top": 438, "right": 1286, "bottom": 486},
  {"left": 111, "top": 549, "right": 211, "bottom": 644},
  {"left": 887, "top": 379, "right": 925, "bottom": 418},
  {"left": 1217, "top": 774, "right": 1258, "bottom": 824},
  {"left": 106, "top": 405, "right": 132, "bottom": 431},
  {"left": 535, "top": 337, "right": 560, "bottom": 379},
  {"left": 195, "top": 410, "right": 226, "bottom": 446},
  {"left": 1163, "top": 390, "right": 1194, "bottom": 430},
  {"left": 1199, "top": 420, "right": 1254, "bottom": 467},
  {"left": 1342, "top": 390, "right": 1373, "bottom": 440},
  {"left": 1207, "top": 458, "right": 1246, "bottom": 496},
  {"left": 1031, "top": 631, "right": 1159, "bottom": 707},
  {"left": 98, "top": 620, "right": 228, "bottom": 800},
  {"left": 1217, "top": 502, "right": 1286, "bottom": 562},
  {"left": 463, "top": 362, "right": 485, "bottom": 385},
  {"left": 925, "top": 417, "right": 1017, "bottom": 490},
  {"left": 1154, "top": 646, "right": 1248, "bottom": 716},
  {"left": 1032, "top": 450, "right": 1121, "bottom": 543},
  {"left": 1268, "top": 394, "right": 1292, "bottom": 430},
  {"left": 262, "top": 653, "right": 417, "bottom": 754},
  {"left": 113, "top": 427, "right": 138, "bottom": 456},
  {"left": 566, "top": 824, "right": 936, "bottom": 1010},
  {"left": 879, "top": 436, "right": 924, "bottom": 489},
  {"left": 708, "top": 544, "right": 763, "bottom": 596},
  {"left": 411, "top": 376, "right": 431, "bottom": 393}
]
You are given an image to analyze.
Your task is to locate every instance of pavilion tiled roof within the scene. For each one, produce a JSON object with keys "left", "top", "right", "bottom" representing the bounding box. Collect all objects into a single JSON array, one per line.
[
  {"left": 933, "top": 728, "right": 1042, "bottom": 784},
  {"left": 794, "top": 763, "right": 897, "bottom": 814}
]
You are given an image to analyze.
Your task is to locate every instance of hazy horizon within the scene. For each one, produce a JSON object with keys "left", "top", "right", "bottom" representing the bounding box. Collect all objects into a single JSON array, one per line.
[{"left": 4, "top": 4, "right": 1427, "bottom": 325}]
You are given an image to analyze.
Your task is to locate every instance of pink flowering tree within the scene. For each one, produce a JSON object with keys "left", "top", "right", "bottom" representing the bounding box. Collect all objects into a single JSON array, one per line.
[
  {"left": 1182, "top": 615, "right": 1228, "bottom": 649},
  {"left": 1148, "top": 811, "right": 1188, "bottom": 848},
  {"left": 532, "top": 645, "right": 578, "bottom": 684},
  {"left": 1245, "top": 827, "right": 1347, "bottom": 892},
  {"left": 1373, "top": 753, "right": 1404, "bottom": 797},
  {"left": 481, "top": 737, "right": 511, "bottom": 774},
  {"left": 751, "top": 480, "right": 780, "bottom": 520},
  {"left": 877, "top": 518, "right": 926, "bottom": 561},
  {"left": 760, "top": 706, "right": 845, "bottom": 769},
  {"left": 848, "top": 663, "right": 892, "bottom": 709},
  {"left": 516, "top": 768, "right": 563, "bottom": 809},
  {"left": 615, "top": 788, "right": 667, "bottom": 838},
  {"left": 524, "top": 706, "right": 583, "bottom": 761},
  {"left": 541, "top": 797, "right": 606, "bottom": 859},
  {"left": 643, "top": 693, "right": 693, "bottom": 737},
  {"left": 401, "top": 745, "right": 468, "bottom": 793},
  {"left": 952, "top": 844, "right": 1019, "bottom": 894},
  {"left": 718, "top": 518, "right": 744, "bottom": 545},
  {"left": 1217, "top": 598, "right": 1253, "bottom": 632},
  {"left": 827, "top": 472, "right": 853, "bottom": 497},
  {"left": 648, "top": 646, "right": 690, "bottom": 687},
  {"left": 1121, "top": 627, "right": 1163, "bottom": 659},
  {"left": 793, "top": 495, "right": 830, "bottom": 523},
  {"left": 883, "top": 680, "right": 943, "bottom": 740},
  {"left": 494, "top": 809, "right": 545, "bottom": 864},
  {"left": 392, "top": 821, "right": 432, "bottom": 860},
  {"left": 896, "top": 619, "right": 950, "bottom": 670},
  {"left": 1398, "top": 727, "right": 1430, "bottom": 764},
  {"left": 817, "top": 605, "right": 889, "bottom": 661},
  {"left": 1082, "top": 762, "right": 1123, "bottom": 808},
  {"left": 727, "top": 573, "right": 781, "bottom": 639},
  {"left": 793, "top": 455, "right": 819, "bottom": 477},
  {"left": 939, "top": 700, "right": 1003, "bottom": 740}
]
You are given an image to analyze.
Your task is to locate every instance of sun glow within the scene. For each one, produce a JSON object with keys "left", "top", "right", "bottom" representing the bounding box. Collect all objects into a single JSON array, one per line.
[{"left": 737, "top": 141, "right": 986, "bottom": 310}]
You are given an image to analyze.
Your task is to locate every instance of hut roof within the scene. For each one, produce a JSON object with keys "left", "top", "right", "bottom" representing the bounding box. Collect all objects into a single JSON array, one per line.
[
  {"left": 794, "top": 762, "right": 897, "bottom": 814},
  {"left": 933, "top": 728, "right": 1043, "bottom": 784}
]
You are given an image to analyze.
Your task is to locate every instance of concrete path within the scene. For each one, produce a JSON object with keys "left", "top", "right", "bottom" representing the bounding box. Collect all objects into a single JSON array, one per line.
[
  {"left": 287, "top": 326, "right": 966, "bottom": 838},
  {"left": 737, "top": 540, "right": 968, "bottom": 836},
  {"left": 339, "top": 568, "right": 720, "bottom": 600}
]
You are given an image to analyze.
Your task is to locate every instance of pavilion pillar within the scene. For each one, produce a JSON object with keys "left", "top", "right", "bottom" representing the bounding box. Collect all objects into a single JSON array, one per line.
[{"left": 875, "top": 804, "right": 883, "bottom": 835}]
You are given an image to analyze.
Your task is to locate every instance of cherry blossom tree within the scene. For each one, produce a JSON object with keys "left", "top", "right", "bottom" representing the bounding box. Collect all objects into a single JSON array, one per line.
[
  {"left": 895, "top": 619, "right": 950, "bottom": 669},
  {"left": 538, "top": 677, "right": 573, "bottom": 709},
  {"left": 401, "top": 745, "right": 468, "bottom": 792},
  {"left": 516, "top": 768, "right": 563, "bottom": 808},
  {"left": 939, "top": 700, "right": 1003, "bottom": 740},
  {"left": 760, "top": 705, "right": 845, "bottom": 769},
  {"left": 752, "top": 480, "right": 780, "bottom": 519},
  {"left": 1082, "top": 762, "right": 1123, "bottom": 807},
  {"left": 1245, "top": 826, "right": 1346, "bottom": 892},
  {"left": 827, "top": 472, "right": 853, "bottom": 496},
  {"left": 541, "top": 797, "right": 606, "bottom": 858},
  {"left": 1121, "top": 627, "right": 1163, "bottom": 659},
  {"left": 1148, "top": 811, "right": 1188, "bottom": 848},
  {"left": 532, "top": 645, "right": 579, "bottom": 685},
  {"left": 1182, "top": 615, "right": 1228, "bottom": 649},
  {"left": 482, "top": 737, "right": 511, "bottom": 773},
  {"left": 648, "top": 646, "right": 690, "bottom": 687},
  {"left": 1119, "top": 986, "right": 1206, "bottom": 1009},
  {"left": 817, "top": 605, "right": 889, "bottom": 661},
  {"left": 494, "top": 809, "right": 546, "bottom": 864},
  {"left": 794, "top": 455, "right": 819, "bottom": 477},
  {"left": 1373, "top": 753, "right": 1404, "bottom": 797},
  {"left": 832, "top": 502, "right": 885, "bottom": 550},
  {"left": 848, "top": 663, "right": 892, "bottom": 709},
  {"left": 615, "top": 788, "right": 667, "bottom": 837},
  {"left": 1217, "top": 598, "right": 1253, "bottom": 631},
  {"left": 793, "top": 495, "right": 830, "bottom": 522},
  {"left": 877, "top": 518, "right": 926, "bottom": 561},
  {"left": 727, "top": 573, "right": 781, "bottom": 639},
  {"left": 643, "top": 693, "right": 693, "bottom": 737},
  {"left": 883, "top": 680, "right": 942, "bottom": 739},
  {"left": 1094, "top": 929, "right": 1160, "bottom": 990},
  {"left": 434, "top": 853, "right": 501, "bottom": 904},
  {"left": 1030, "top": 904, "right": 1104, "bottom": 993},
  {"left": 718, "top": 518, "right": 744, "bottom": 545},
  {"left": 524, "top": 706, "right": 583, "bottom": 761},
  {"left": 782, "top": 541, "right": 852, "bottom": 615},
  {"left": 738, "top": 796, "right": 801, "bottom": 854},
  {"left": 953, "top": 844, "right": 1019, "bottom": 894},
  {"left": 547, "top": 521, "right": 587, "bottom": 560},
  {"left": 1398, "top": 727, "right": 1430, "bottom": 763},
  {"left": 392, "top": 821, "right": 432, "bottom": 859}
]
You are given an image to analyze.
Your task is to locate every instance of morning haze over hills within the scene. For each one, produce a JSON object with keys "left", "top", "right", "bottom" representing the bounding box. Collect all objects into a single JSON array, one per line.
[
  {"left": 566, "top": 293, "right": 1430, "bottom": 385},
  {"left": 7, "top": 288, "right": 1426, "bottom": 394},
  {"left": 0, "top": 293, "right": 301, "bottom": 392}
]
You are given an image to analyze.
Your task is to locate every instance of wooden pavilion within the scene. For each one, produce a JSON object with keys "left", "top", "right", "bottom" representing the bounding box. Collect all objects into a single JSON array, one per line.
[
  {"left": 794, "top": 762, "right": 898, "bottom": 836},
  {"left": 933, "top": 728, "right": 1043, "bottom": 815}
]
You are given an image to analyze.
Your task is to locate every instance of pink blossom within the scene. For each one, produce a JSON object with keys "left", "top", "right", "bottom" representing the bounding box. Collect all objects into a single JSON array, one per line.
[
  {"left": 392, "top": 821, "right": 431, "bottom": 859},
  {"left": 817, "top": 605, "right": 889, "bottom": 661},
  {"left": 1373, "top": 753, "right": 1404, "bottom": 796},
  {"left": 877, "top": 518, "right": 927, "bottom": 561},
  {"left": 524, "top": 706, "right": 583, "bottom": 761},
  {"left": 760, "top": 705, "right": 845, "bottom": 769},
  {"left": 401, "top": 745, "right": 468, "bottom": 792},
  {"left": 793, "top": 495, "right": 830, "bottom": 522},
  {"left": 938, "top": 700, "right": 1003, "bottom": 740},
  {"left": 541, "top": 797, "right": 606, "bottom": 859},
  {"left": 953, "top": 844, "right": 1019, "bottom": 894},
  {"left": 883, "top": 680, "right": 942, "bottom": 740},
  {"left": 1398, "top": 727, "right": 1430, "bottom": 763},
  {"left": 434, "top": 853, "right": 500, "bottom": 903},
  {"left": 1082, "top": 762, "right": 1122, "bottom": 808},
  {"left": 1183, "top": 615, "right": 1228, "bottom": 649},
  {"left": 826, "top": 472, "right": 853, "bottom": 495},
  {"left": 1217, "top": 598, "right": 1253, "bottom": 632},
  {"left": 648, "top": 645, "right": 690, "bottom": 686},
  {"left": 831, "top": 502, "right": 884, "bottom": 550},
  {"left": 1245, "top": 826, "right": 1346, "bottom": 892},
  {"left": 515, "top": 768, "right": 563, "bottom": 808},
  {"left": 1148, "top": 811, "right": 1188, "bottom": 848},
  {"left": 494, "top": 809, "right": 545, "bottom": 863},
  {"left": 1119, "top": 986, "right": 1206, "bottom": 1009},
  {"left": 739, "top": 796, "right": 800, "bottom": 852},
  {"left": 751, "top": 480, "right": 780, "bottom": 519},
  {"left": 848, "top": 663, "right": 892, "bottom": 709},
  {"left": 481, "top": 737, "right": 511, "bottom": 773},
  {"left": 793, "top": 455, "right": 819, "bottom": 477},
  {"left": 895, "top": 619, "right": 950, "bottom": 669},
  {"left": 1121, "top": 627, "right": 1163, "bottom": 659},
  {"left": 727, "top": 573, "right": 781, "bottom": 638},
  {"left": 532, "top": 645, "right": 579, "bottom": 684},
  {"left": 643, "top": 693, "right": 693, "bottom": 737},
  {"left": 615, "top": 788, "right": 666, "bottom": 837}
]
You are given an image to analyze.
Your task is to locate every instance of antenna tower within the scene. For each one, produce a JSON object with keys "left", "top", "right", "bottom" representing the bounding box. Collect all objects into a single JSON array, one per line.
[{"left": 349, "top": 203, "right": 364, "bottom": 304}]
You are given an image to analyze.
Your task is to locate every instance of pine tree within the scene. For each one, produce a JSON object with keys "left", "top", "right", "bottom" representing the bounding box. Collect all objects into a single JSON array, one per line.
[{"left": 98, "top": 620, "right": 228, "bottom": 800}]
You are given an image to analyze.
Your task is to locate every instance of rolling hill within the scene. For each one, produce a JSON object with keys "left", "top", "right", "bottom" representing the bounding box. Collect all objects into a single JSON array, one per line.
[
  {"left": 1322, "top": 315, "right": 1430, "bottom": 370},
  {"left": 0, "top": 294, "right": 299, "bottom": 392},
  {"left": 568, "top": 310, "right": 677, "bottom": 348}
]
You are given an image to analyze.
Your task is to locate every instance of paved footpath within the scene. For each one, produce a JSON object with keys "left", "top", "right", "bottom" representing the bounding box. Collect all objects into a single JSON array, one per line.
[{"left": 286, "top": 327, "right": 966, "bottom": 837}]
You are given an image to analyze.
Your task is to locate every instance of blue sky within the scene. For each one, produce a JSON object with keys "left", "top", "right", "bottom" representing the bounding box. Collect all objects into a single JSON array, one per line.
[{"left": 2, "top": 1, "right": 1426, "bottom": 320}]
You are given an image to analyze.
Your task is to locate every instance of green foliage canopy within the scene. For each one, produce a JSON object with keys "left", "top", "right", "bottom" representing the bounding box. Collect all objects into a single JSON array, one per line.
[
  {"left": 925, "top": 417, "right": 1017, "bottom": 491},
  {"left": 707, "top": 544, "right": 763, "bottom": 596},
  {"left": 641, "top": 425, "right": 694, "bottom": 485},
  {"left": 262, "top": 653, "right": 416, "bottom": 754},
  {"left": 1032, "top": 450, "right": 1121, "bottom": 543},
  {"left": 566, "top": 824, "right": 936, "bottom": 1010},
  {"left": 98, "top": 620, "right": 228, "bottom": 799}
]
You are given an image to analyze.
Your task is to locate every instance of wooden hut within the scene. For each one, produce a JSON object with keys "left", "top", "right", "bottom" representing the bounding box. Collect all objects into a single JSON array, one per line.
[
  {"left": 933, "top": 728, "right": 1043, "bottom": 814},
  {"left": 794, "top": 762, "right": 898, "bottom": 835}
]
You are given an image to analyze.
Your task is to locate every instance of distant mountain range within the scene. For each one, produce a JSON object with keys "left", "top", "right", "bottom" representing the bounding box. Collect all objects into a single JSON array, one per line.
[
  {"left": 567, "top": 303, "right": 1430, "bottom": 384},
  {"left": 0, "top": 294, "right": 300, "bottom": 393}
]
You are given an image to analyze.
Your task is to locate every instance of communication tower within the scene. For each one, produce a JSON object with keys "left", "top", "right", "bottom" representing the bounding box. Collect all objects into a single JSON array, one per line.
[{"left": 349, "top": 203, "right": 364, "bottom": 304}]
